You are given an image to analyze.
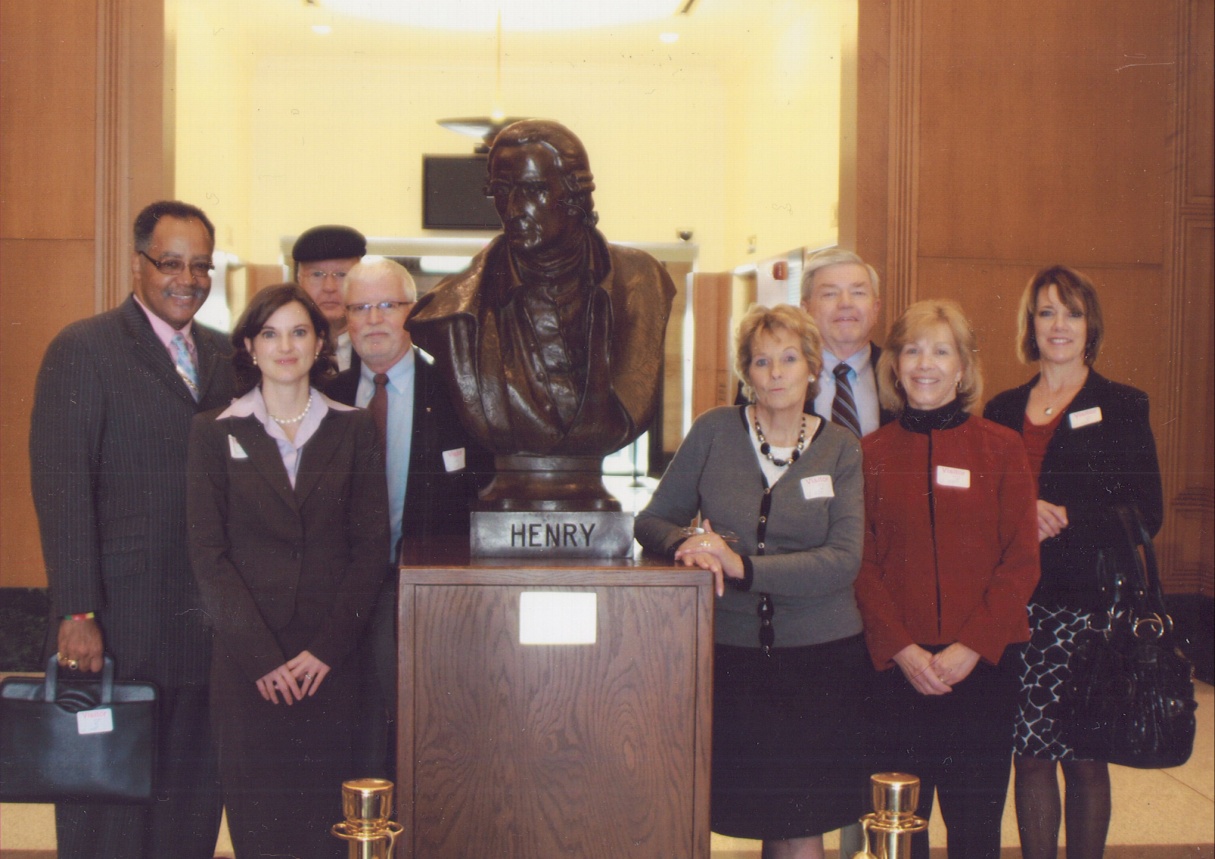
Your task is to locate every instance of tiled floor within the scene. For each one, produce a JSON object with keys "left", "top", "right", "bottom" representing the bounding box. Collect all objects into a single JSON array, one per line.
[{"left": 2, "top": 682, "right": 1211, "bottom": 856}]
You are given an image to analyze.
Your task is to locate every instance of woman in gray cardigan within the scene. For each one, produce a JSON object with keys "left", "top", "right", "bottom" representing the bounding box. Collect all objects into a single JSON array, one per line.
[{"left": 636, "top": 304, "right": 867, "bottom": 859}]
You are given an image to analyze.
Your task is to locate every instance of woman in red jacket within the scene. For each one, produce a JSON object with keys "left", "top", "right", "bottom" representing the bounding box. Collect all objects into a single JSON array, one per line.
[{"left": 855, "top": 299, "right": 1039, "bottom": 859}]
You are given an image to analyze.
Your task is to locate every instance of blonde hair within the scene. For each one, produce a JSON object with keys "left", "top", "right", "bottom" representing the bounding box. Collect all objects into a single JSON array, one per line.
[
  {"left": 877, "top": 299, "right": 983, "bottom": 413},
  {"left": 734, "top": 304, "right": 823, "bottom": 403}
]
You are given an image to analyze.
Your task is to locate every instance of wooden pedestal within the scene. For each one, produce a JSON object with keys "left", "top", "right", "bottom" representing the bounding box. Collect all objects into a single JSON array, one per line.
[{"left": 395, "top": 550, "right": 714, "bottom": 858}]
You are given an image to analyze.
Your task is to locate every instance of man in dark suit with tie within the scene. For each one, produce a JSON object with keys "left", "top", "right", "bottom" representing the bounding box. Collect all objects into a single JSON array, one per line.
[
  {"left": 800, "top": 247, "right": 893, "bottom": 859},
  {"left": 324, "top": 255, "right": 488, "bottom": 777},
  {"left": 800, "top": 247, "right": 894, "bottom": 438},
  {"left": 29, "top": 200, "right": 236, "bottom": 859}
]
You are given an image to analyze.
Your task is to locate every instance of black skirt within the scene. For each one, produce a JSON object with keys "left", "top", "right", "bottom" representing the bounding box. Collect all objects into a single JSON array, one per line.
[{"left": 711, "top": 633, "right": 871, "bottom": 840}]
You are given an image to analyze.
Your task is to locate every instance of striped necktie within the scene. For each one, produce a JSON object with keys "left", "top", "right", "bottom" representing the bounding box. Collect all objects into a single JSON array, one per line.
[{"left": 831, "top": 363, "right": 862, "bottom": 438}]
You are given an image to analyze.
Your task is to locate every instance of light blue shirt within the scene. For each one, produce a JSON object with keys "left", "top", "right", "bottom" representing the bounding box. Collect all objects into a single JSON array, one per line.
[
  {"left": 356, "top": 349, "right": 415, "bottom": 559},
  {"left": 813, "top": 345, "right": 880, "bottom": 437}
]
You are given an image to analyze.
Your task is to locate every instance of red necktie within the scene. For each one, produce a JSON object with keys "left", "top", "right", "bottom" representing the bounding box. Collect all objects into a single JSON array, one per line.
[{"left": 369, "top": 373, "right": 389, "bottom": 457}]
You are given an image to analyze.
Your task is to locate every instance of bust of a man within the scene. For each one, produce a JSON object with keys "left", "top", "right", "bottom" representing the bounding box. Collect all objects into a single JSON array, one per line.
[{"left": 407, "top": 120, "right": 675, "bottom": 508}]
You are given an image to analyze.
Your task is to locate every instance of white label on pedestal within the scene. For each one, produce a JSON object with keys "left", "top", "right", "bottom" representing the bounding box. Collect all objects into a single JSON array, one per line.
[{"left": 519, "top": 592, "right": 597, "bottom": 645}]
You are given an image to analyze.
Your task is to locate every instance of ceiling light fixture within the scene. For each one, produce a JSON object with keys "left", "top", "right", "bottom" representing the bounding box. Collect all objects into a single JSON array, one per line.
[
  {"left": 308, "top": 0, "right": 690, "bottom": 31},
  {"left": 437, "top": 12, "right": 525, "bottom": 151}
]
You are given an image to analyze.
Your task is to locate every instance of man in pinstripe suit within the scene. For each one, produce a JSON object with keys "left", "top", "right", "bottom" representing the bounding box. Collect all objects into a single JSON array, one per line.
[{"left": 30, "top": 200, "right": 235, "bottom": 859}]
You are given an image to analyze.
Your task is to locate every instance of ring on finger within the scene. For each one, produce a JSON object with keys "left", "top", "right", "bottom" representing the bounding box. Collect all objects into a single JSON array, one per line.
[{"left": 699, "top": 540, "right": 711, "bottom": 548}]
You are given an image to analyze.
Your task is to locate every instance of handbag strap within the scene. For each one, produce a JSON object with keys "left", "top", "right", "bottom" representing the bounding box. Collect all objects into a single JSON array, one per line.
[
  {"left": 1111, "top": 504, "right": 1173, "bottom": 638},
  {"left": 1126, "top": 506, "right": 1167, "bottom": 610},
  {"left": 41, "top": 654, "right": 117, "bottom": 704}
]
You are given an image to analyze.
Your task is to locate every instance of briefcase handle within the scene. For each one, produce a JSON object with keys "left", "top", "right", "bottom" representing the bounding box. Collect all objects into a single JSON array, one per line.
[{"left": 42, "top": 654, "right": 118, "bottom": 707}]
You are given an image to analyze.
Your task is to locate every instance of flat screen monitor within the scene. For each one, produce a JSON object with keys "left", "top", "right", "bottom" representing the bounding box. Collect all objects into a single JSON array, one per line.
[{"left": 423, "top": 155, "right": 501, "bottom": 231}]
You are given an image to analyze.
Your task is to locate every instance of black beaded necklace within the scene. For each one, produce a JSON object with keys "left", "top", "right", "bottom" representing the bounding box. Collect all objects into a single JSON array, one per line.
[{"left": 753, "top": 411, "right": 806, "bottom": 467}]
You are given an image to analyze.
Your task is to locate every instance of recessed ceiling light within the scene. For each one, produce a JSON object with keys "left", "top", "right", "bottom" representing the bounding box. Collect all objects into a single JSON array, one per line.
[
  {"left": 311, "top": 24, "right": 333, "bottom": 34},
  {"left": 659, "top": 32, "right": 679, "bottom": 44}
]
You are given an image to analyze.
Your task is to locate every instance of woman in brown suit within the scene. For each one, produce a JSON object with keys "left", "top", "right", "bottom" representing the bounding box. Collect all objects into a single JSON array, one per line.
[{"left": 187, "top": 284, "right": 388, "bottom": 859}]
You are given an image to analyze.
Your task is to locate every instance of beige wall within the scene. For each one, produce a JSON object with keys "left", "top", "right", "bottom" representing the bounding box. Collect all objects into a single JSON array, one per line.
[{"left": 172, "top": 1, "right": 846, "bottom": 274}]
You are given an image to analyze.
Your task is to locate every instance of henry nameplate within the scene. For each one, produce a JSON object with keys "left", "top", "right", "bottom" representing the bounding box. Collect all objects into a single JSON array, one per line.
[{"left": 470, "top": 511, "right": 635, "bottom": 559}]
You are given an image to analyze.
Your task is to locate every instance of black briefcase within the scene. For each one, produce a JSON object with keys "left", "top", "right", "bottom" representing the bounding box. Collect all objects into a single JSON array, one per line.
[{"left": 0, "top": 654, "right": 158, "bottom": 803}]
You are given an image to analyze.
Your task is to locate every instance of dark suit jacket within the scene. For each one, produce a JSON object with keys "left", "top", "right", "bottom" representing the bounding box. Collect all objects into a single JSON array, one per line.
[
  {"left": 734, "top": 342, "right": 896, "bottom": 428},
  {"left": 984, "top": 370, "right": 1163, "bottom": 610},
  {"left": 29, "top": 295, "right": 236, "bottom": 687},
  {"left": 186, "top": 402, "right": 388, "bottom": 683},
  {"left": 324, "top": 347, "right": 490, "bottom": 549}
]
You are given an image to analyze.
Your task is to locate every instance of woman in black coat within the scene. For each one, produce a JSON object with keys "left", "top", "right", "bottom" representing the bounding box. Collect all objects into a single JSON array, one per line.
[
  {"left": 984, "top": 265, "right": 1163, "bottom": 859},
  {"left": 188, "top": 285, "right": 388, "bottom": 859}
]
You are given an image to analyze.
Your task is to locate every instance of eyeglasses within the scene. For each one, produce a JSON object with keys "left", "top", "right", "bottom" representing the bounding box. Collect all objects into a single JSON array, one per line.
[
  {"left": 344, "top": 301, "right": 413, "bottom": 317},
  {"left": 139, "top": 251, "right": 214, "bottom": 280}
]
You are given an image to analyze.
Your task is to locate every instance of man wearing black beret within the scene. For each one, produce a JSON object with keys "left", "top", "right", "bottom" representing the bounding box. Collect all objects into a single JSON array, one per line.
[{"left": 292, "top": 224, "right": 366, "bottom": 371}]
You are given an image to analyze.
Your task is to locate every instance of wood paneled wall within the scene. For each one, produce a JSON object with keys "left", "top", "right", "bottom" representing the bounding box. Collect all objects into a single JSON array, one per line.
[
  {"left": 855, "top": 0, "right": 1214, "bottom": 595},
  {"left": 0, "top": 0, "right": 171, "bottom": 588},
  {"left": 690, "top": 273, "right": 736, "bottom": 421}
]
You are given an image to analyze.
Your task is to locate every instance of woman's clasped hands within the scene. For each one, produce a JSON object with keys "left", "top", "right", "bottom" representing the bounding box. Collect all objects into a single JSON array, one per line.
[
  {"left": 892, "top": 641, "right": 980, "bottom": 697},
  {"left": 673, "top": 519, "right": 744, "bottom": 597},
  {"left": 255, "top": 650, "right": 331, "bottom": 705}
]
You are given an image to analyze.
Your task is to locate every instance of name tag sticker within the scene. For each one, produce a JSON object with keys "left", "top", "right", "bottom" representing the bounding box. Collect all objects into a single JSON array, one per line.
[
  {"left": 936, "top": 465, "right": 971, "bottom": 489},
  {"left": 228, "top": 436, "right": 249, "bottom": 460},
  {"left": 77, "top": 708, "right": 113, "bottom": 735},
  {"left": 442, "top": 447, "right": 466, "bottom": 472},
  {"left": 801, "top": 474, "right": 835, "bottom": 500},
  {"left": 1069, "top": 406, "right": 1103, "bottom": 429}
]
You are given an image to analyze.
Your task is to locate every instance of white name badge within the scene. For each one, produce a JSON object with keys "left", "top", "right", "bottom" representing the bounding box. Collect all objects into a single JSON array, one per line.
[
  {"left": 936, "top": 465, "right": 971, "bottom": 489},
  {"left": 77, "top": 708, "right": 114, "bottom": 735},
  {"left": 442, "top": 447, "right": 466, "bottom": 472},
  {"left": 802, "top": 474, "right": 835, "bottom": 500},
  {"left": 1069, "top": 406, "right": 1103, "bottom": 429},
  {"left": 228, "top": 435, "right": 249, "bottom": 459}
]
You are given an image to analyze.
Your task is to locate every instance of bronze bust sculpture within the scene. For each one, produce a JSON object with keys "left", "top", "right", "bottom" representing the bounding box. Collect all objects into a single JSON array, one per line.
[{"left": 407, "top": 119, "right": 676, "bottom": 510}]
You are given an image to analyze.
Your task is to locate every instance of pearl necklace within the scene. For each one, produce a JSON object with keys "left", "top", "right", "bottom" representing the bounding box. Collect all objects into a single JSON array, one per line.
[
  {"left": 753, "top": 412, "right": 806, "bottom": 467},
  {"left": 269, "top": 390, "right": 313, "bottom": 425}
]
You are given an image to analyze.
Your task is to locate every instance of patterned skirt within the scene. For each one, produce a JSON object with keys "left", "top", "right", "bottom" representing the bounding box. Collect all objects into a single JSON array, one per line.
[{"left": 1013, "top": 601, "right": 1095, "bottom": 761}]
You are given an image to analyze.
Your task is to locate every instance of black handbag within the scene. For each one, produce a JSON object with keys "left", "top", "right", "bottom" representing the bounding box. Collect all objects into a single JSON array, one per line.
[
  {"left": 1059, "top": 505, "right": 1197, "bottom": 768},
  {"left": 0, "top": 654, "right": 158, "bottom": 803}
]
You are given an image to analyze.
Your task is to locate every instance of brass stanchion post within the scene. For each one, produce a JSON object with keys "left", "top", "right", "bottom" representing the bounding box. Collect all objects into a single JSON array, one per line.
[
  {"left": 852, "top": 772, "right": 929, "bottom": 859},
  {"left": 332, "top": 778, "right": 404, "bottom": 859}
]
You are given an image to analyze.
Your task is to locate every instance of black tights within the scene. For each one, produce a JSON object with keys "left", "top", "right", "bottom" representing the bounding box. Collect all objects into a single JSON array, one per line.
[{"left": 1014, "top": 755, "right": 1111, "bottom": 859}]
